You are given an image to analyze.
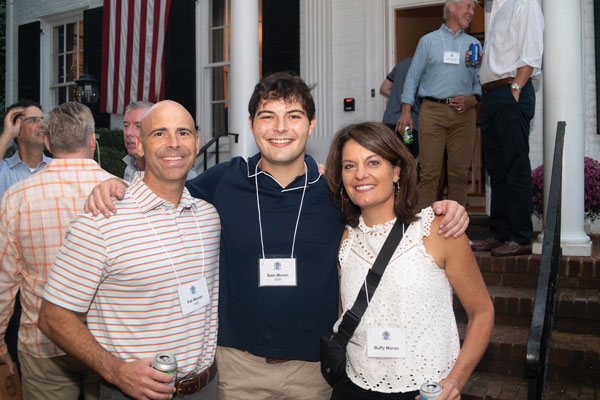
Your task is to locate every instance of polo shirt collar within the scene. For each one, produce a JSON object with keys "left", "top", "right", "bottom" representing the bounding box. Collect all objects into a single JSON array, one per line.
[
  {"left": 129, "top": 174, "right": 196, "bottom": 213},
  {"left": 6, "top": 151, "right": 52, "bottom": 169},
  {"left": 246, "top": 152, "right": 322, "bottom": 189},
  {"left": 441, "top": 23, "right": 464, "bottom": 37}
]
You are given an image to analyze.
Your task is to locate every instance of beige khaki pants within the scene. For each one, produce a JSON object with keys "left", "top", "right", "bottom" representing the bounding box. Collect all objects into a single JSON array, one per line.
[
  {"left": 216, "top": 346, "right": 331, "bottom": 400},
  {"left": 417, "top": 100, "right": 476, "bottom": 210},
  {"left": 19, "top": 351, "right": 100, "bottom": 400}
]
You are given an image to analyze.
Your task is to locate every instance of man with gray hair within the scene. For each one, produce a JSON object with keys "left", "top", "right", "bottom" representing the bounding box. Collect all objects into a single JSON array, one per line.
[
  {"left": 122, "top": 101, "right": 198, "bottom": 181},
  {"left": 0, "top": 102, "right": 114, "bottom": 399},
  {"left": 399, "top": 0, "right": 481, "bottom": 210}
]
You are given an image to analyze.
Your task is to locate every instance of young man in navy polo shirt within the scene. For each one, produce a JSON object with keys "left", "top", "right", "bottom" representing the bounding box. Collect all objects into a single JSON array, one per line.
[{"left": 85, "top": 72, "right": 469, "bottom": 400}]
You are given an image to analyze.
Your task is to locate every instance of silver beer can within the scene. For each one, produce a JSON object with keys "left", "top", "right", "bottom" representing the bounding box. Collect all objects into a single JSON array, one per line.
[
  {"left": 152, "top": 352, "right": 178, "bottom": 384},
  {"left": 420, "top": 382, "right": 443, "bottom": 400}
]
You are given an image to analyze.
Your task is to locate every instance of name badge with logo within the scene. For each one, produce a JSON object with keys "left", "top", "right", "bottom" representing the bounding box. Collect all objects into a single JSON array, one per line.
[
  {"left": 443, "top": 51, "right": 460, "bottom": 64},
  {"left": 367, "top": 327, "right": 406, "bottom": 358},
  {"left": 178, "top": 278, "right": 210, "bottom": 316},
  {"left": 259, "top": 258, "right": 297, "bottom": 287}
]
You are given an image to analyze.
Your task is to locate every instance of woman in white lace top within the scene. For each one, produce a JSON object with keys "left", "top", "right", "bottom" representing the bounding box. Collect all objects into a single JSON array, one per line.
[{"left": 324, "top": 122, "right": 494, "bottom": 400}]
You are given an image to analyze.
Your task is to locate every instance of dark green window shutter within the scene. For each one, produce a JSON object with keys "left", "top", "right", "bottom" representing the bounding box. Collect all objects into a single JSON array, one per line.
[
  {"left": 18, "top": 22, "right": 40, "bottom": 102},
  {"left": 262, "top": 0, "right": 300, "bottom": 76},
  {"left": 84, "top": 6, "right": 110, "bottom": 128},
  {"left": 164, "top": 0, "right": 196, "bottom": 117}
]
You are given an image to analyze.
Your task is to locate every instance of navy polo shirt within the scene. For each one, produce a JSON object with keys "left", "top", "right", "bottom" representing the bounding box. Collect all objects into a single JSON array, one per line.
[{"left": 186, "top": 153, "right": 344, "bottom": 361}]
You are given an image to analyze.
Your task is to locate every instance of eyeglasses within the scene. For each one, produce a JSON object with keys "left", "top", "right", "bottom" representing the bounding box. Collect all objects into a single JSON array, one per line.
[{"left": 22, "top": 116, "right": 44, "bottom": 124}]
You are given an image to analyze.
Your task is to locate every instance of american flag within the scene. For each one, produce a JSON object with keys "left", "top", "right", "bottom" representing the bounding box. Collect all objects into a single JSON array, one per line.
[{"left": 101, "top": 0, "right": 172, "bottom": 114}]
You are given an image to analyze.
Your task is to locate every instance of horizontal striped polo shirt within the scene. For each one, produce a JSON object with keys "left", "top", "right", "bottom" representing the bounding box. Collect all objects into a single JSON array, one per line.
[{"left": 44, "top": 176, "right": 220, "bottom": 375}]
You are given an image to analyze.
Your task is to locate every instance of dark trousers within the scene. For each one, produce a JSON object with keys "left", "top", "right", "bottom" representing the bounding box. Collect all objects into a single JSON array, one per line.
[
  {"left": 331, "top": 375, "right": 419, "bottom": 400},
  {"left": 480, "top": 80, "right": 536, "bottom": 245}
]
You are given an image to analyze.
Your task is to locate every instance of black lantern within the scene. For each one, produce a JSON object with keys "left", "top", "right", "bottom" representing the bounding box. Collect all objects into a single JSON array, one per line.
[{"left": 75, "top": 73, "right": 99, "bottom": 106}]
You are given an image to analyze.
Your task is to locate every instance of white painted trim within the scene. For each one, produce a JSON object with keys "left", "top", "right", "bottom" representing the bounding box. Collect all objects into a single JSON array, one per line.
[
  {"left": 196, "top": 0, "right": 212, "bottom": 147},
  {"left": 385, "top": 0, "right": 444, "bottom": 73},
  {"left": 300, "top": 0, "right": 332, "bottom": 140},
  {"left": 5, "top": 0, "right": 15, "bottom": 105},
  {"left": 364, "top": 1, "right": 387, "bottom": 120},
  {"left": 39, "top": 10, "right": 85, "bottom": 111}
]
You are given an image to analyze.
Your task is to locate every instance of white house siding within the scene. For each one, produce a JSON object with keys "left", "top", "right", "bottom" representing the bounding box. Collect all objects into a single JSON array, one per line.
[
  {"left": 583, "top": 0, "right": 600, "bottom": 159},
  {"left": 13, "top": 0, "right": 102, "bottom": 26}
]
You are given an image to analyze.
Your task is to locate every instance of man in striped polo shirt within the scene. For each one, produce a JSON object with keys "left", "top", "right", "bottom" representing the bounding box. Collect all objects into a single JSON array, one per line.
[
  {"left": 0, "top": 102, "right": 113, "bottom": 399},
  {"left": 39, "top": 101, "right": 220, "bottom": 400}
]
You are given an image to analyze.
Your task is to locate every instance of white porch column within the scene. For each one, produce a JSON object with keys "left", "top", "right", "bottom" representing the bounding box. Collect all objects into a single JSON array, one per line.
[
  {"left": 229, "top": 0, "right": 259, "bottom": 158},
  {"left": 533, "top": 0, "right": 591, "bottom": 256}
]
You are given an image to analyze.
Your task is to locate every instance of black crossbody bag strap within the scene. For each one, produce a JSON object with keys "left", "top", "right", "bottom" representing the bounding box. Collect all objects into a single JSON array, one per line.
[{"left": 335, "top": 220, "right": 405, "bottom": 343}]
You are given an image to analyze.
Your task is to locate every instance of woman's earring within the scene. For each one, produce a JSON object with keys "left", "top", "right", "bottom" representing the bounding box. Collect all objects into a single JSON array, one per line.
[{"left": 393, "top": 181, "right": 399, "bottom": 194}]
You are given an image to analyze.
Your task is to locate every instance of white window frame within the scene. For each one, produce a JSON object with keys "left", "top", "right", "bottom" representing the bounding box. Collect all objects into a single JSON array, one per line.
[{"left": 40, "top": 8, "right": 86, "bottom": 111}]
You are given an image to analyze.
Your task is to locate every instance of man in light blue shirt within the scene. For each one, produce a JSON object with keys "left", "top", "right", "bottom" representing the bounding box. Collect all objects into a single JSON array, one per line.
[
  {"left": 0, "top": 100, "right": 51, "bottom": 375},
  {"left": 0, "top": 101, "right": 52, "bottom": 200},
  {"left": 399, "top": 0, "right": 481, "bottom": 210}
]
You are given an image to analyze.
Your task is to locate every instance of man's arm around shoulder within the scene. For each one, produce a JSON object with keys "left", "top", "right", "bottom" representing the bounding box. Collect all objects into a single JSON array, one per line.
[{"left": 38, "top": 300, "right": 175, "bottom": 400}]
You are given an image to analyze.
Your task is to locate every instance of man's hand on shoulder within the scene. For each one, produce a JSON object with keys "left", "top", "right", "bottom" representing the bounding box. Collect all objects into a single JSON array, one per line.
[
  {"left": 432, "top": 200, "right": 469, "bottom": 239},
  {"left": 112, "top": 358, "right": 175, "bottom": 400},
  {"left": 84, "top": 178, "right": 129, "bottom": 217}
]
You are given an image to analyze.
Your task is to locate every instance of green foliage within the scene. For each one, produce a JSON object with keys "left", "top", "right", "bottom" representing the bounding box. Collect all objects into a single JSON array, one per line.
[{"left": 94, "top": 128, "right": 126, "bottom": 178}]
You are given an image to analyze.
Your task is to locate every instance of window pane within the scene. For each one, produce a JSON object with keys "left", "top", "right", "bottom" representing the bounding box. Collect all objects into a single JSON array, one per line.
[
  {"left": 211, "top": 0, "right": 225, "bottom": 27},
  {"left": 58, "top": 86, "right": 66, "bottom": 104},
  {"left": 58, "top": 25, "right": 64, "bottom": 54},
  {"left": 66, "top": 53, "right": 74, "bottom": 82},
  {"left": 58, "top": 55, "right": 65, "bottom": 84},
  {"left": 210, "top": 29, "right": 225, "bottom": 63},
  {"left": 77, "top": 21, "right": 84, "bottom": 50},
  {"left": 211, "top": 103, "right": 228, "bottom": 136},
  {"left": 211, "top": 66, "right": 228, "bottom": 102},
  {"left": 66, "top": 22, "right": 75, "bottom": 52}
]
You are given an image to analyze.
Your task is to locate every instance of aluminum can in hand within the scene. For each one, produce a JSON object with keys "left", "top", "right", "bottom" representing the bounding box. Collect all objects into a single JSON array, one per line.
[
  {"left": 152, "top": 352, "right": 178, "bottom": 385},
  {"left": 420, "top": 382, "right": 443, "bottom": 400},
  {"left": 468, "top": 43, "right": 480, "bottom": 67},
  {"left": 403, "top": 126, "right": 414, "bottom": 145}
]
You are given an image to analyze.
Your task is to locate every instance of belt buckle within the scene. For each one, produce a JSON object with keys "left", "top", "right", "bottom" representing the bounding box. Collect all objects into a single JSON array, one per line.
[
  {"left": 445, "top": 97, "right": 452, "bottom": 104},
  {"left": 176, "top": 375, "right": 201, "bottom": 397}
]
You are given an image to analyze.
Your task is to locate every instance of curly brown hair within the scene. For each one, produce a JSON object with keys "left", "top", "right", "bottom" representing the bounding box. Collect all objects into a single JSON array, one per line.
[{"left": 325, "top": 122, "right": 418, "bottom": 228}]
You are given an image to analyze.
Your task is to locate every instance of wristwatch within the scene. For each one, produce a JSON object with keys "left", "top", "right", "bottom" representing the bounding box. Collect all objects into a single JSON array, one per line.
[{"left": 510, "top": 82, "right": 522, "bottom": 91}]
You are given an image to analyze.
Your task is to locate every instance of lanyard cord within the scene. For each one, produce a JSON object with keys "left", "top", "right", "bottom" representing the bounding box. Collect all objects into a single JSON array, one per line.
[
  {"left": 134, "top": 198, "right": 207, "bottom": 289},
  {"left": 255, "top": 160, "right": 308, "bottom": 259}
]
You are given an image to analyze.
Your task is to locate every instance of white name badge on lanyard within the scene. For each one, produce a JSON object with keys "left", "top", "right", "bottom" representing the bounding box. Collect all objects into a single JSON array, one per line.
[
  {"left": 443, "top": 51, "right": 460, "bottom": 64},
  {"left": 178, "top": 278, "right": 211, "bottom": 316},
  {"left": 258, "top": 258, "right": 297, "bottom": 287},
  {"left": 367, "top": 327, "right": 407, "bottom": 358}
]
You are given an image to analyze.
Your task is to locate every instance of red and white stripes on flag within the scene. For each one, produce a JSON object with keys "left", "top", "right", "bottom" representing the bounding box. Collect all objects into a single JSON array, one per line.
[{"left": 101, "top": 0, "right": 172, "bottom": 115}]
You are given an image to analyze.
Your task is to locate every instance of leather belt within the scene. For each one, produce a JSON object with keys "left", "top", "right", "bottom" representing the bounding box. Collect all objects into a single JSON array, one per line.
[
  {"left": 265, "top": 357, "right": 290, "bottom": 364},
  {"left": 175, "top": 363, "right": 217, "bottom": 397},
  {"left": 481, "top": 77, "right": 514, "bottom": 94},
  {"left": 422, "top": 96, "right": 453, "bottom": 104}
]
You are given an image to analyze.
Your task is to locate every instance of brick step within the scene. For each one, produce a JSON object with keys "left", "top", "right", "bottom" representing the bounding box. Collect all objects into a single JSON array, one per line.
[
  {"left": 457, "top": 324, "right": 600, "bottom": 383},
  {"left": 462, "top": 372, "right": 600, "bottom": 400},
  {"left": 474, "top": 253, "right": 600, "bottom": 290},
  {"left": 454, "top": 286, "right": 600, "bottom": 334}
]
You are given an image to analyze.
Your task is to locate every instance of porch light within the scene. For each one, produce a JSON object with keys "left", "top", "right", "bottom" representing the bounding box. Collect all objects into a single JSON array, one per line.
[{"left": 75, "top": 73, "right": 99, "bottom": 106}]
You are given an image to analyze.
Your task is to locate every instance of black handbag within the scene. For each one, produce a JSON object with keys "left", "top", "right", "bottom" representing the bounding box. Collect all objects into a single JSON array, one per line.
[{"left": 320, "top": 221, "right": 405, "bottom": 387}]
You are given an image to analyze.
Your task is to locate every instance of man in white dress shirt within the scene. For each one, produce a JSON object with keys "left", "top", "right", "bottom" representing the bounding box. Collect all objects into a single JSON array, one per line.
[{"left": 471, "top": 0, "right": 544, "bottom": 257}]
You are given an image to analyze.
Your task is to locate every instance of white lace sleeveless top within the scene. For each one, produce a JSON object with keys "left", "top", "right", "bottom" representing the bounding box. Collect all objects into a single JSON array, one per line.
[{"left": 334, "top": 207, "right": 460, "bottom": 393}]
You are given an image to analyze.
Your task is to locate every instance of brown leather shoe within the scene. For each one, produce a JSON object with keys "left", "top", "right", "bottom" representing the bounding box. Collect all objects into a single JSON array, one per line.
[
  {"left": 491, "top": 240, "right": 532, "bottom": 257},
  {"left": 471, "top": 237, "right": 504, "bottom": 252}
]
